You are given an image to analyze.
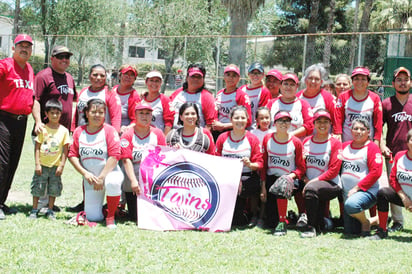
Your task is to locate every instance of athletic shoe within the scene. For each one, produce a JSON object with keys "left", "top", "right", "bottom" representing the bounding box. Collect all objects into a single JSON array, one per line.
[
  {"left": 287, "top": 210, "right": 298, "bottom": 226},
  {"left": 273, "top": 222, "right": 287, "bottom": 236},
  {"left": 2, "top": 204, "right": 18, "bottom": 214},
  {"left": 29, "top": 209, "right": 39, "bottom": 219},
  {"left": 46, "top": 209, "right": 56, "bottom": 220},
  {"left": 388, "top": 222, "right": 403, "bottom": 232},
  {"left": 369, "top": 227, "right": 388, "bottom": 240},
  {"left": 248, "top": 216, "right": 258, "bottom": 228},
  {"left": 67, "top": 201, "right": 84, "bottom": 212},
  {"left": 106, "top": 217, "right": 116, "bottom": 229},
  {"left": 0, "top": 208, "right": 5, "bottom": 220},
  {"left": 300, "top": 226, "right": 317, "bottom": 238},
  {"left": 256, "top": 219, "right": 264, "bottom": 229},
  {"left": 360, "top": 230, "right": 371, "bottom": 237},
  {"left": 296, "top": 213, "right": 308, "bottom": 228}
]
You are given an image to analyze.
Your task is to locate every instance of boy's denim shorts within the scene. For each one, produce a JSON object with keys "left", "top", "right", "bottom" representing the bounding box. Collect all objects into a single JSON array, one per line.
[{"left": 31, "top": 165, "right": 63, "bottom": 197}]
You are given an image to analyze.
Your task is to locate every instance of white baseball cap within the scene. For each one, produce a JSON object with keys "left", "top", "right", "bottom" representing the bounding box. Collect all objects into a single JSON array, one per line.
[{"left": 146, "top": 71, "right": 163, "bottom": 80}]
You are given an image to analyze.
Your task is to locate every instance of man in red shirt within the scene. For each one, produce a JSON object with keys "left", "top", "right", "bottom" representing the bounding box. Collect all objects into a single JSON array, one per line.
[{"left": 0, "top": 34, "right": 41, "bottom": 219}]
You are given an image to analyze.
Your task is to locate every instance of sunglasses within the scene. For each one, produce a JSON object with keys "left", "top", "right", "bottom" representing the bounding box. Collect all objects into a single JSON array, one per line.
[{"left": 54, "top": 54, "right": 71, "bottom": 60}]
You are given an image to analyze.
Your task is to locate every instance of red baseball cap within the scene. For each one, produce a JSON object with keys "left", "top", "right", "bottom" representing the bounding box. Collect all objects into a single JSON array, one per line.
[
  {"left": 14, "top": 34, "right": 33, "bottom": 45},
  {"left": 266, "top": 69, "right": 282, "bottom": 81},
  {"left": 135, "top": 103, "right": 153, "bottom": 112},
  {"left": 121, "top": 66, "right": 138, "bottom": 77},
  {"left": 224, "top": 65, "right": 240, "bottom": 76},
  {"left": 274, "top": 111, "right": 292, "bottom": 122},
  {"left": 313, "top": 110, "right": 331, "bottom": 121},
  {"left": 282, "top": 73, "right": 299, "bottom": 84},
  {"left": 393, "top": 67, "right": 411, "bottom": 79},
  {"left": 188, "top": 67, "right": 204, "bottom": 77},
  {"left": 351, "top": 67, "right": 370, "bottom": 78}
]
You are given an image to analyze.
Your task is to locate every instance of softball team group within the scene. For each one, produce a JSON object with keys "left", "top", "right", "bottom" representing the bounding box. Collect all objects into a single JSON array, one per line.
[{"left": 26, "top": 60, "right": 412, "bottom": 240}]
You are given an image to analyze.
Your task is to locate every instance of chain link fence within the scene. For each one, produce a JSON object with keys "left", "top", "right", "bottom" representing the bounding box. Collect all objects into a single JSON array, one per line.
[{"left": 1, "top": 31, "right": 410, "bottom": 96}]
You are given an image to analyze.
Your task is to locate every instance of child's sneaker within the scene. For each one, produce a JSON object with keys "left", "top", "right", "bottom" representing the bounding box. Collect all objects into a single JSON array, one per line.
[
  {"left": 46, "top": 209, "right": 56, "bottom": 220},
  {"left": 29, "top": 209, "right": 39, "bottom": 219},
  {"left": 106, "top": 217, "right": 116, "bottom": 229}
]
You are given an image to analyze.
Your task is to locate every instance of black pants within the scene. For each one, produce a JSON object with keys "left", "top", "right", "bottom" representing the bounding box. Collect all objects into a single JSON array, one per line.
[
  {"left": 304, "top": 180, "right": 341, "bottom": 230},
  {"left": 377, "top": 187, "right": 404, "bottom": 212},
  {"left": 265, "top": 175, "right": 280, "bottom": 228},
  {"left": 0, "top": 114, "right": 27, "bottom": 205}
]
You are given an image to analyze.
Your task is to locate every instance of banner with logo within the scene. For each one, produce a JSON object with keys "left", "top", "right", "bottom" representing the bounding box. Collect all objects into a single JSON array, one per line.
[{"left": 138, "top": 145, "right": 242, "bottom": 232}]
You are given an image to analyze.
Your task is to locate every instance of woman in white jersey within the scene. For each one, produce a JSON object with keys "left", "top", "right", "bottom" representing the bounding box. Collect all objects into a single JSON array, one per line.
[
  {"left": 340, "top": 117, "right": 383, "bottom": 236},
  {"left": 69, "top": 99, "right": 124, "bottom": 228},
  {"left": 370, "top": 129, "right": 412, "bottom": 240},
  {"left": 141, "top": 71, "right": 174, "bottom": 136},
  {"left": 121, "top": 103, "right": 166, "bottom": 221},
  {"left": 112, "top": 64, "right": 141, "bottom": 135}
]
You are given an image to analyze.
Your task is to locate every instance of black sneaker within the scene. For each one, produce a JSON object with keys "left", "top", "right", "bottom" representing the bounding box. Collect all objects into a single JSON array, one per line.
[
  {"left": 369, "top": 227, "right": 388, "bottom": 240},
  {"left": 296, "top": 213, "right": 308, "bottom": 228},
  {"left": 29, "top": 209, "right": 39, "bottom": 219},
  {"left": 300, "top": 226, "right": 317, "bottom": 238},
  {"left": 388, "top": 222, "right": 403, "bottom": 232},
  {"left": 67, "top": 201, "right": 84, "bottom": 212},
  {"left": 46, "top": 209, "right": 56, "bottom": 220},
  {"left": 0, "top": 208, "right": 5, "bottom": 220},
  {"left": 1, "top": 204, "right": 18, "bottom": 214}
]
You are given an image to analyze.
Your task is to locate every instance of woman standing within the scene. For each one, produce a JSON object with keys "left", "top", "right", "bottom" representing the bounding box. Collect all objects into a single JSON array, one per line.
[
  {"left": 301, "top": 109, "right": 342, "bottom": 237},
  {"left": 216, "top": 105, "right": 263, "bottom": 226},
  {"left": 213, "top": 64, "right": 252, "bottom": 140},
  {"left": 69, "top": 99, "right": 124, "bottom": 228},
  {"left": 72, "top": 64, "right": 121, "bottom": 132},
  {"left": 267, "top": 73, "right": 313, "bottom": 138},
  {"left": 335, "top": 67, "right": 382, "bottom": 144},
  {"left": 112, "top": 65, "right": 141, "bottom": 135},
  {"left": 166, "top": 102, "right": 215, "bottom": 155},
  {"left": 121, "top": 103, "right": 166, "bottom": 221},
  {"left": 334, "top": 74, "right": 352, "bottom": 98},
  {"left": 340, "top": 118, "right": 383, "bottom": 236},
  {"left": 169, "top": 64, "right": 215, "bottom": 130},
  {"left": 240, "top": 62, "right": 271, "bottom": 129},
  {"left": 260, "top": 111, "right": 306, "bottom": 236},
  {"left": 141, "top": 71, "right": 174, "bottom": 136}
]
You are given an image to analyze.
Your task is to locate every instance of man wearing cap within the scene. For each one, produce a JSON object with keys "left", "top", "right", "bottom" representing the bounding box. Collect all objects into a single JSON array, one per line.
[
  {"left": 265, "top": 69, "right": 282, "bottom": 99},
  {"left": 380, "top": 67, "right": 412, "bottom": 231},
  {"left": 33, "top": 45, "right": 76, "bottom": 134},
  {"left": 0, "top": 34, "right": 39, "bottom": 219}
]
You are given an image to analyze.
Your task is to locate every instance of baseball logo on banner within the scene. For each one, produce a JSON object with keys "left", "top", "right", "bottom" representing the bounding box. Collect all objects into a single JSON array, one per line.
[{"left": 138, "top": 145, "right": 242, "bottom": 232}]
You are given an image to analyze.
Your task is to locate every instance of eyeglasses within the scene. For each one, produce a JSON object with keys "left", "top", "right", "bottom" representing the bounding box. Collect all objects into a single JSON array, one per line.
[
  {"left": 276, "top": 119, "right": 291, "bottom": 124},
  {"left": 395, "top": 78, "right": 410, "bottom": 83},
  {"left": 54, "top": 54, "right": 71, "bottom": 60},
  {"left": 249, "top": 72, "right": 262, "bottom": 76}
]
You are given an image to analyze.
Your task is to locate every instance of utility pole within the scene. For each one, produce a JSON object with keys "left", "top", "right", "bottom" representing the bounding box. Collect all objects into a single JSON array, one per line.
[{"left": 13, "top": 0, "right": 20, "bottom": 35}]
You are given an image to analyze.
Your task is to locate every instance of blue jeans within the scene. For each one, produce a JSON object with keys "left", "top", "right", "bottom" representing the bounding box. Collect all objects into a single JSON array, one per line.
[{"left": 344, "top": 190, "right": 376, "bottom": 234}]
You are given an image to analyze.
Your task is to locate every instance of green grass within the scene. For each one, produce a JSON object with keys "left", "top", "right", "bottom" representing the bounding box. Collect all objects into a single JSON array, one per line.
[{"left": 2, "top": 118, "right": 411, "bottom": 273}]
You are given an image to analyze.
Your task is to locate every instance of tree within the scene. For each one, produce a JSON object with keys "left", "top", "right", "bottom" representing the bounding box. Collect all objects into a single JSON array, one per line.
[
  {"left": 130, "top": 0, "right": 227, "bottom": 93},
  {"left": 221, "top": 0, "right": 265, "bottom": 76}
]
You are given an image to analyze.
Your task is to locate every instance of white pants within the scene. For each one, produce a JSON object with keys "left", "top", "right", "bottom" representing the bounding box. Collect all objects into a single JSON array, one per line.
[{"left": 84, "top": 169, "right": 123, "bottom": 221}]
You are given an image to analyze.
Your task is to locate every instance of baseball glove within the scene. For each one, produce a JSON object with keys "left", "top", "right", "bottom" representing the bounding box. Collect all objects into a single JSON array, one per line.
[{"left": 268, "top": 174, "right": 294, "bottom": 199}]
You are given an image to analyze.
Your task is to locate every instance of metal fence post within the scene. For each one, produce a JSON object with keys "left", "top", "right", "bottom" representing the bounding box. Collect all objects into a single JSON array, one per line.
[
  {"left": 358, "top": 33, "right": 362, "bottom": 66},
  {"left": 215, "top": 37, "right": 221, "bottom": 93},
  {"left": 302, "top": 34, "right": 307, "bottom": 75}
]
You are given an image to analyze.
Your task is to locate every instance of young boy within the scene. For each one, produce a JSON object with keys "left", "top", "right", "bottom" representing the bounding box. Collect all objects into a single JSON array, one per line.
[{"left": 29, "top": 99, "right": 70, "bottom": 220}]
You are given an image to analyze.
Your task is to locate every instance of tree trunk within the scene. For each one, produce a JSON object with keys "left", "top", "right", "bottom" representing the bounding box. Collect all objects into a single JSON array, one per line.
[
  {"left": 306, "top": 0, "right": 320, "bottom": 68},
  {"left": 116, "top": 22, "right": 126, "bottom": 69},
  {"left": 229, "top": 13, "right": 247, "bottom": 83},
  {"left": 41, "top": 0, "right": 48, "bottom": 68},
  {"left": 323, "top": 0, "right": 336, "bottom": 74},
  {"left": 348, "top": 0, "right": 360, "bottom": 73},
  {"left": 359, "top": 0, "right": 373, "bottom": 65}
]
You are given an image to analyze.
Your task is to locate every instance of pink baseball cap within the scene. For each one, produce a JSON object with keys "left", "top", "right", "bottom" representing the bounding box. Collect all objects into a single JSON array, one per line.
[
  {"left": 282, "top": 73, "right": 299, "bottom": 84},
  {"left": 135, "top": 103, "right": 153, "bottom": 112},
  {"left": 351, "top": 67, "right": 370, "bottom": 78},
  {"left": 313, "top": 109, "right": 331, "bottom": 121},
  {"left": 224, "top": 65, "right": 240, "bottom": 76},
  {"left": 266, "top": 69, "right": 282, "bottom": 81},
  {"left": 188, "top": 67, "right": 204, "bottom": 77},
  {"left": 274, "top": 111, "right": 292, "bottom": 122},
  {"left": 14, "top": 34, "right": 33, "bottom": 45},
  {"left": 121, "top": 66, "right": 138, "bottom": 77}
]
